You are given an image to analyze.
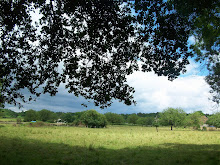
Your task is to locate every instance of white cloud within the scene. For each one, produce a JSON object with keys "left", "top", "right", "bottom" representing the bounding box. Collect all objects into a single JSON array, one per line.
[
  {"left": 126, "top": 70, "right": 216, "bottom": 114},
  {"left": 188, "top": 35, "right": 196, "bottom": 45}
]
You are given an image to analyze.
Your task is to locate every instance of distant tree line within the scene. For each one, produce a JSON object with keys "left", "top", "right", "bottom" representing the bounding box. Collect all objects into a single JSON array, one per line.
[{"left": 0, "top": 108, "right": 220, "bottom": 129}]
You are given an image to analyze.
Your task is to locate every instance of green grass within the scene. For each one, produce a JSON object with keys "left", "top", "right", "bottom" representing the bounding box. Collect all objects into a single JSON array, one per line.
[
  {"left": 0, "top": 118, "right": 17, "bottom": 122},
  {"left": 0, "top": 124, "right": 220, "bottom": 165}
]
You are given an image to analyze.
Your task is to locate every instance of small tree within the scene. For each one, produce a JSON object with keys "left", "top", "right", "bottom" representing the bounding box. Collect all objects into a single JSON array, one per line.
[
  {"left": 16, "top": 116, "right": 22, "bottom": 124},
  {"left": 80, "top": 110, "right": 107, "bottom": 128},
  {"left": 187, "top": 111, "right": 203, "bottom": 129},
  {"left": 38, "top": 109, "right": 54, "bottom": 122},
  {"left": 160, "top": 108, "right": 186, "bottom": 130},
  {"left": 151, "top": 115, "right": 159, "bottom": 132},
  {"left": 24, "top": 109, "right": 38, "bottom": 122}
]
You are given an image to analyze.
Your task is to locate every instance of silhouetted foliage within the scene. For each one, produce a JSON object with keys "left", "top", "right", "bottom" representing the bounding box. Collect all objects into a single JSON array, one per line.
[
  {"left": 205, "top": 62, "right": 220, "bottom": 104},
  {"left": 167, "top": 0, "right": 220, "bottom": 103},
  {"left": 0, "top": 80, "right": 3, "bottom": 108},
  {"left": 1, "top": 0, "right": 200, "bottom": 108}
]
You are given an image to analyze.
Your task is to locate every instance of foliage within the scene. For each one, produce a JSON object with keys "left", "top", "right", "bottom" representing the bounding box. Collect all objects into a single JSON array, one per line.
[
  {"left": 137, "top": 117, "right": 154, "bottom": 126},
  {"left": 205, "top": 62, "right": 220, "bottom": 104},
  {"left": 137, "top": 112, "right": 158, "bottom": 118},
  {"left": 1, "top": 0, "right": 219, "bottom": 107},
  {"left": 80, "top": 110, "right": 107, "bottom": 128},
  {"left": 105, "top": 112, "right": 124, "bottom": 125},
  {"left": 61, "top": 112, "right": 75, "bottom": 123},
  {"left": 159, "top": 108, "right": 186, "bottom": 130},
  {"left": 168, "top": 0, "right": 219, "bottom": 57},
  {"left": 16, "top": 116, "right": 22, "bottom": 124},
  {"left": 1, "top": 0, "right": 198, "bottom": 108},
  {"left": 168, "top": 0, "right": 220, "bottom": 103},
  {"left": 0, "top": 80, "right": 3, "bottom": 108},
  {"left": 24, "top": 109, "right": 38, "bottom": 122},
  {"left": 38, "top": 109, "right": 56, "bottom": 122},
  {"left": 17, "top": 111, "right": 25, "bottom": 117},
  {"left": 187, "top": 112, "right": 203, "bottom": 129},
  {"left": 127, "top": 114, "right": 139, "bottom": 125},
  {"left": 0, "top": 108, "right": 17, "bottom": 118},
  {"left": 207, "top": 112, "right": 220, "bottom": 128}
]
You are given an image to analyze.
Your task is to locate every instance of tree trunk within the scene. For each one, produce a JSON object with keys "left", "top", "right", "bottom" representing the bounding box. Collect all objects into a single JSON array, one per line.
[{"left": 171, "top": 125, "right": 173, "bottom": 130}]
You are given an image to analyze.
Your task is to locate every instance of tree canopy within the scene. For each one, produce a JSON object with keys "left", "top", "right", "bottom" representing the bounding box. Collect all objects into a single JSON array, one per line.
[
  {"left": 206, "top": 112, "right": 220, "bottom": 128},
  {"left": 159, "top": 108, "right": 186, "bottom": 130},
  {"left": 80, "top": 109, "right": 107, "bottom": 128},
  {"left": 1, "top": 0, "right": 219, "bottom": 108}
]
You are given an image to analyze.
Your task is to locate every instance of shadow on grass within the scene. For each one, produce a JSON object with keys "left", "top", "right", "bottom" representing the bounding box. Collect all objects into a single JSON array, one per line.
[{"left": 0, "top": 136, "right": 219, "bottom": 165}]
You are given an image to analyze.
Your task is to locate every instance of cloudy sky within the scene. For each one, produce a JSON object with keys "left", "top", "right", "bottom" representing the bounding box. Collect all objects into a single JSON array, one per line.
[{"left": 5, "top": 59, "right": 218, "bottom": 114}]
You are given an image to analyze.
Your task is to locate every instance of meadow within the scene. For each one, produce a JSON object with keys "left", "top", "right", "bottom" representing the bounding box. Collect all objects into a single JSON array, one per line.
[{"left": 0, "top": 124, "right": 220, "bottom": 165}]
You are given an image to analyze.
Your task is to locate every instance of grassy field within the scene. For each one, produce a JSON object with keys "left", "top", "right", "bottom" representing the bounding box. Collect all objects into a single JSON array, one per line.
[
  {"left": 0, "top": 118, "right": 17, "bottom": 122},
  {"left": 0, "top": 124, "right": 219, "bottom": 165}
]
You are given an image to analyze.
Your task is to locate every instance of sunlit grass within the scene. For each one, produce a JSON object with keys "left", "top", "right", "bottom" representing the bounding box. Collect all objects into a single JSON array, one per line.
[
  {"left": 0, "top": 118, "right": 17, "bottom": 122},
  {"left": 0, "top": 124, "right": 220, "bottom": 164}
]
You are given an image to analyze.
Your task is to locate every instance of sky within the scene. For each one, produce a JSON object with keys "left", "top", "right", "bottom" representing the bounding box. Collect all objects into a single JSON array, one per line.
[{"left": 5, "top": 59, "right": 218, "bottom": 115}]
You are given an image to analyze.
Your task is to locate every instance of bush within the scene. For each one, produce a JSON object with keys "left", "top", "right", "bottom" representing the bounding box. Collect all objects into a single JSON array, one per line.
[
  {"left": 24, "top": 109, "right": 38, "bottom": 122},
  {"left": 16, "top": 117, "right": 22, "bottom": 124},
  {"left": 80, "top": 110, "right": 107, "bottom": 128},
  {"left": 38, "top": 109, "right": 58, "bottom": 122},
  {"left": 193, "top": 124, "right": 200, "bottom": 130}
]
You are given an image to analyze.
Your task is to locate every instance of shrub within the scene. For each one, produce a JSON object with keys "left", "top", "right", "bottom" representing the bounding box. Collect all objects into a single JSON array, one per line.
[
  {"left": 80, "top": 110, "right": 107, "bottom": 128},
  {"left": 16, "top": 117, "right": 22, "bottom": 124},
  {"left": 24, "top": 109, "right": 38, "bottom": 122}
]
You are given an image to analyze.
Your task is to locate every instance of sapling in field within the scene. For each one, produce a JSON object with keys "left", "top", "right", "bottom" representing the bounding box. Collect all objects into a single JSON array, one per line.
[{"left": 153, "top": 116, "right": 160, "bottom": 132}]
